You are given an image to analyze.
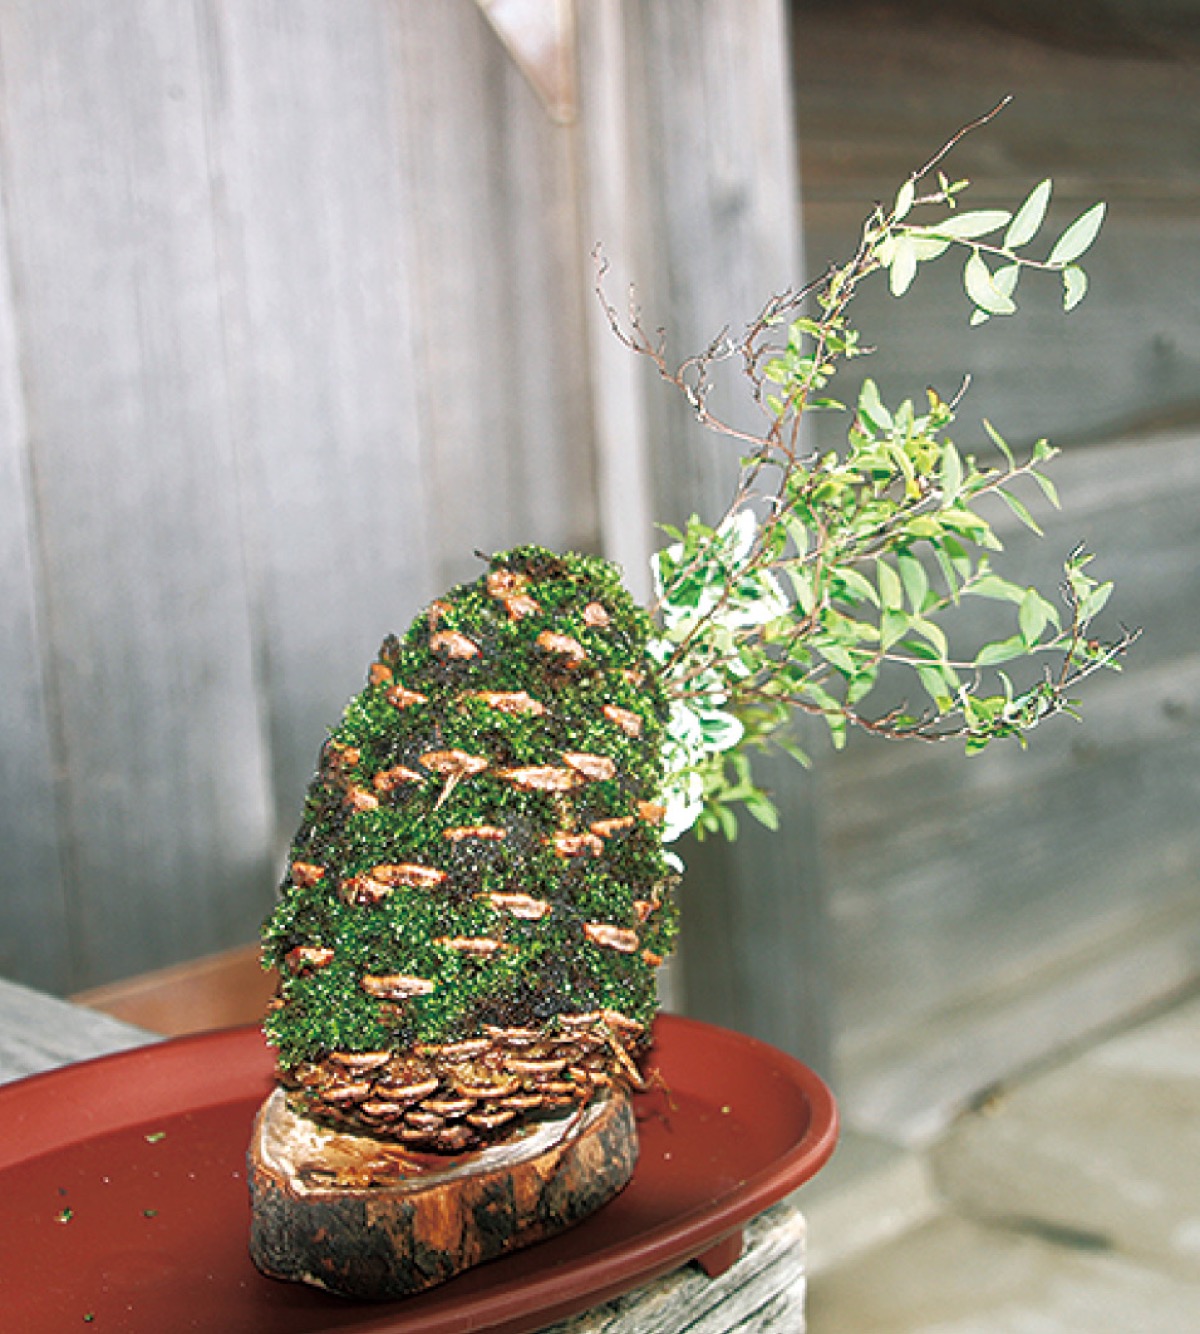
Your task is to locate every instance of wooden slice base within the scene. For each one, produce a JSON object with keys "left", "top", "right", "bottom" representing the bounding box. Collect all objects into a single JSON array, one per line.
[{"left": 248, "top": 1086, "right": 638, "bottom": 1300}]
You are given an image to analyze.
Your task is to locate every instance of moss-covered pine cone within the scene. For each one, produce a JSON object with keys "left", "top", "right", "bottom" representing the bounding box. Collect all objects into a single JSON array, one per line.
[{"left": 261, "top": 546, "right": 678, "bottom": 1151}]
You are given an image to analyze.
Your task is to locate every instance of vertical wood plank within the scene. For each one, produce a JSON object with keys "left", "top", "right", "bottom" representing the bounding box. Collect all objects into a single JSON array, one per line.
[
  {"left": 392, "top": 0, "right": 598, "bottom": 594},
  {"left": 574, "top": 0, "right": 659, "bottom": 604},
  {"left": 0, "top": 161, "right": 73, "bottom": 992},
  {"left": 197, "top": 0, "right": 438, "bottom": 824},
  {"left": 0, "top": 0, "right": 276, "bottom": 988}
]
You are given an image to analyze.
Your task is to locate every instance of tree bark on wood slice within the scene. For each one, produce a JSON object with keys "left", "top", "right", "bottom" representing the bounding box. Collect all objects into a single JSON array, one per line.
[{"left": 248, "top": 1086, "right": 638, "bottom": 1299}]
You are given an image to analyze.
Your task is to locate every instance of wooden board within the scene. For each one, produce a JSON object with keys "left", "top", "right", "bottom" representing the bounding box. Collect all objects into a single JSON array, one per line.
[
  {"left": 0, "top": 0, "right": 277, "bottom": 988},
  {"left": 0, "top": 160, "right": 73, "bottom": 992}
]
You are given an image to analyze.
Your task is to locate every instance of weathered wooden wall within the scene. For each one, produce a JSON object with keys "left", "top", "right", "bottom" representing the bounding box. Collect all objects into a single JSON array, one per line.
[
  {"left": 0, "top": 0, "right": 813, "bottom": 1027},
  {"left": 794, "top": 0, "right": 1200, "bottom": 1139},
  {"left": 0, "top": 0, "right": 602, "bottom": 992},
  {"left": 3, "top": 0, "right": 1196, "bottom": 1151}
]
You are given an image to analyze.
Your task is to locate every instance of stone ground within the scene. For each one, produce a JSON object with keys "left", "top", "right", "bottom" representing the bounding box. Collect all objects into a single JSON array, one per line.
[{"left": 798, "top": 989, "right": 1200, "bottom": 1332}]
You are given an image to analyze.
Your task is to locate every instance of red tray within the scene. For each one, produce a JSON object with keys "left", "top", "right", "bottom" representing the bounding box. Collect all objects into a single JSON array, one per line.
[{"left": 0, "top": 1013, "right": 837, "bottom": 1333}]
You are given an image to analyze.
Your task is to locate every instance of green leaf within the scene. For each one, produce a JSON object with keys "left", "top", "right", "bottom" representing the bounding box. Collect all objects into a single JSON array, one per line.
[
  {"left": 1032, "top": 437, "right": 1059, "bottom": 464},
  {"left": 917, "top": 664, "right": 957, "bottom": 712},
  {"left": 964, "top": 251, "right": 1017, "bottom": 316},
  {"left": 1048, "top": 201, "right": 1106, "bottom": 266},
  {"left": 897, "top": 551, "right": 930, "bottom": 613},
  {"left": 982, "top": 419, "right": 1015, "bottom": 468},
  {"left": 1018, "top": 588, "right": 1049, "bottom": 646},
  {"left": 1063, "top": 264, "right": 1088, "bottom": 312},
  {"left": 970, "top": 309, "right": 991, "bottom": 327},
  {"left": 971, "top": 573, "right": 1027, "bottom": 604},
  {"left": 846, "top": 662, "right": 880, "bottom": 706},
  {"left": 924, "top": 209, "right": 1012, "bottom": 241},
  {"left": 880, "top": 608, "right": 910, "bottom": 651},
  {"left": 784, "top": 515, "right": 810, "bottom": 556},
  {"left": 906, "top": 515, "right": 945, "bottom": 540},
  {"left": 1004, "top": 178, "right": 1052, "bottom": 248},
  {"left": 1032, "top": 470, "right": 1061, "bottom": 509},
  {"left": 858, "top": 379, "right": 893, "bottom": 432},
  {"left": 744, "top": 791, "right": 781, "bottom": 831},
  {"left": 910, "top": 616, "right": 949, "bottom": 660},
  {"left": 889, "top": 235, "right": 919, "bottom": 296},
  {"left": 876, "top": 559, "right": 904, "bottom": 611},
  {"left": 998, "top": 488, "right": 1045, "bottom": 536},
  {"left": 975, "top": 635, "right": 1029, "bottom": 667},
  {"left": 834, "top": 566, "right": 881, "bottom": 607},
  {"left": 909, "top": 234, "right": 952, "bottom": 262},
  {"left": 940, "top": 440, "right": 964, "bottom": 502},
  {"left": 777, "top": 735, "right": 812, "bottom": 768},
  {"left": 992, "top": 263, "right": 1020, "bottom": 300},
  {"left": 784, "top": 564, "right": 816, "bottom": 615},
  {"left": 1081, "top": 580, "right": 1114, "bottom": 620},
  {"left": 894, "top": 177, "right": 917, "bottom": 221}
]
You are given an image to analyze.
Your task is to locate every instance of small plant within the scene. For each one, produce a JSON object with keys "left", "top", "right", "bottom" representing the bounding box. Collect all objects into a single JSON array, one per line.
[
  {"left": 259, "top": 106, "right": 1136, "bottom": 1162},
  {"left": 599, "top": 100, "right": 1138, "bottom": 844}
]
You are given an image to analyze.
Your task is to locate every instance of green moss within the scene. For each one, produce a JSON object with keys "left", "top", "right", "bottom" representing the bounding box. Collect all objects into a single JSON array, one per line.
[{"left": 262, "top": 546, "right": 676, "bottom": 1069}]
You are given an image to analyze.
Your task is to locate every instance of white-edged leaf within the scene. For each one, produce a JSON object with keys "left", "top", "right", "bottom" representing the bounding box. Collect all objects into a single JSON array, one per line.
[
  {"left": 1063, "top": 264, "right": 1088, "bottom": 312},
  {"left": 964, "top": 251, "right": 1017, "bottom": 315},
  {"left": 1004, "top": 178, "right": 1052, "bottom": 249},
  {"left": 1048, "top": 201, "right": 1106, "bottom": 266},
  {"left": 889, "top": 235, "right": 919, "bottom": 296},
  {"left": 894, "top": 177, "right": 916, "bottom": 221},
  {"left": 970, "top": 308, "right": 991, "bottom": 327}
]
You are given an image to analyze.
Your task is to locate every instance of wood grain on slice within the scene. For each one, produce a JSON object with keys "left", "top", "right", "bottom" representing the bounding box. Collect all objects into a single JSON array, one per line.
[{"left": 248, "top": 1087, "right": 637, "bottom": 1299}]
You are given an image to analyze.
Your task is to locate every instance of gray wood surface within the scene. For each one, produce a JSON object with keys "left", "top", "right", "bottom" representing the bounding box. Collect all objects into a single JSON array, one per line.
[
  {"left": 0, "top": 1, "right": 278, "bottom": 988},
  {"left": 547, "top": 1200, "right": 807, "bottom": 1332},
  {"left": 0, "top": 165, "right": 74, "bottom": 992},
  {"left": 0, "top": 976, "right": 153, "bottom": 1086},
  {"left": 197, "top": 0, "right": 438, "bottom": 826}
]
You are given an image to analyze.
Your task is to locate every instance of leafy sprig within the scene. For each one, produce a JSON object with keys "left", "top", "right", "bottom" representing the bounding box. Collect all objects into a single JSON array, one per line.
[{"left": 601, "top": 101, "right": 1138, "bottom": 843}]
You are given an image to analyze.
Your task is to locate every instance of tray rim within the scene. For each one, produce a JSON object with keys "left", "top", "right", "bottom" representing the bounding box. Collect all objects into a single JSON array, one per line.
[{"left": 1, "top": 1012, "right": 838, "bottom": 1334}]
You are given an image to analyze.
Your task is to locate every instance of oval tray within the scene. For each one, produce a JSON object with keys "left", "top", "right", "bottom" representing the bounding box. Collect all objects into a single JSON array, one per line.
[{"left": 0, "top": 1013, "right": 837, "bottom": 1332}]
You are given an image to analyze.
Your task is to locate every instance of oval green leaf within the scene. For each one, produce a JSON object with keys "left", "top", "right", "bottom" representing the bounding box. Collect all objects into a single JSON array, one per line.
[
  {"left": 1063, "top": 264, "right": 1088, "bottom": 312},
  {"left": 964, "top": 251, "right": 1017, "bottom": 316},
  {"left": 1004, "top": 178, "right": 1052, "bottom": 249},
  {"left": 889, "top": 235, "right": 919, "bottom": 297},
  {"left": 925, "top": 209, "right": 1013, "bottom": 241},
  {"left": 1048, "top": 201, "right": 1106, "bottom": 266}
]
